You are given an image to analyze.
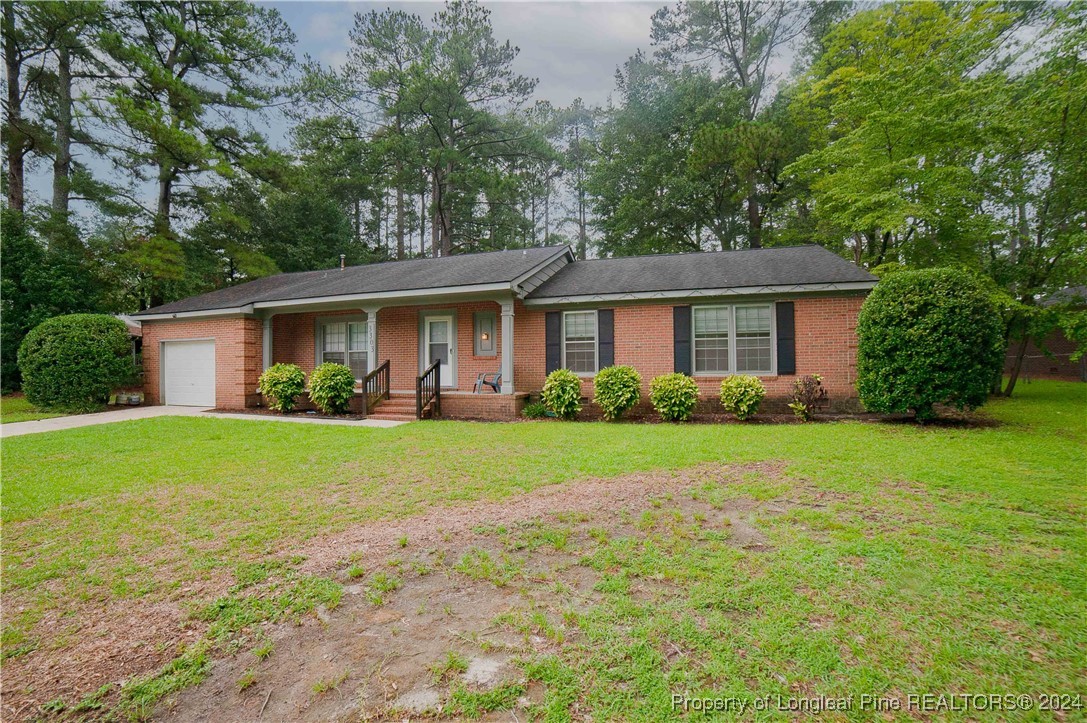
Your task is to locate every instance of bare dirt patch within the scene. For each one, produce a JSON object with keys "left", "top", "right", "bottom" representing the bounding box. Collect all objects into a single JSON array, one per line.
[{"left": 146, "top": 462, "right": 790, "bottom": 722}]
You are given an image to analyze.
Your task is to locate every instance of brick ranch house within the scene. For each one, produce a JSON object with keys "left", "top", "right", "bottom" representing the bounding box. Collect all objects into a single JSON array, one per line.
[{"left": 132, "top": 245, "right": 878, "bottom": 420}]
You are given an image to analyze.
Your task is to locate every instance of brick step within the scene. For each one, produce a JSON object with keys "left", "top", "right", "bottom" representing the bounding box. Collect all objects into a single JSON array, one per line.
[
  {"left": 367, "top": 413, "right": 418, "bottom": 421},
  {"left": 373, "top": 401, "right": 416, "bottom": 412}
]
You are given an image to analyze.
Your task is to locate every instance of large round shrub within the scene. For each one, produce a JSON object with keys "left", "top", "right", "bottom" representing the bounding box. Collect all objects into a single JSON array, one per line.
[
  {"left": 719, "top": 375, "right": 766, "bottom": 421},
  {"left": 541, "top": 368, "right": 582, "bottom": 420},
  {"left": 308, "top": 363, "right": 356, "bottom": 414},
  {"left": 649, "top": 373, "right": 700, "bottom": 422},
  {"left": 592, "top": 365, "right": 642, "bottom": 421},
  {"left": 857, "top": 268, "right": 1004, "bottom": 420},
  {"left": 17, "top": 314, "right": 135, "bottom": 412},
  {"left": 258, "top": 363, "right": 306, "bottom": 413}
]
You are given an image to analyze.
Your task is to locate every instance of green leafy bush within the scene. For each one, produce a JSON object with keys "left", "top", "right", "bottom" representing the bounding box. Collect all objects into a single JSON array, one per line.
[
  {"left": 592, "top": 365, "right": 642, "bottom": 421},
  {"left": 788, "top": 374, "right": 826, "bottom": 421},
  {"left": 258, "top": 363, "right": 306, "bottom": 413},
  {"left": 308, "top": 363, "right": 356, "bottom": 414},
  {"left": 17, "top": 314, "right": 135, "bottom": 412},
  {"left": 541, "top": 368, "right": 582, "bottom": 420},
  {"left": 649, "top": 373, "right": 700, "bottom": 422},
  {"left": 719, "top": 375, "right": 766, "bottom": 420},
  {"left": 857, "top": 268, "right": 1004, "bottom": 420},
  {"left": 521, "top": 400, "right": 549, "bottom": 419}
]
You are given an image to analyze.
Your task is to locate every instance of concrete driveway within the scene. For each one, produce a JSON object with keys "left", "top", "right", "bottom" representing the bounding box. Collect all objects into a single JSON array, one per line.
[{"left": 1, "top": 406, "right": 404, "bottom": 438}]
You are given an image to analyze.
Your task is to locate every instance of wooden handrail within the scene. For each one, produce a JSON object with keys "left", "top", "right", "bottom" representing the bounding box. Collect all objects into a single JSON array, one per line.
[
  {"left": 361, "top": 359, "right": 390, "bottom": 415},
  {"left": 416, "top": 359, "right": 440, "bottom": 419}
]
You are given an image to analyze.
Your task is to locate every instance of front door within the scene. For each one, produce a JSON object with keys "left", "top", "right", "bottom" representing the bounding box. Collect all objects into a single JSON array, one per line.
[{"left": 425, "top": 316, "right": 455, "bottom": 387}]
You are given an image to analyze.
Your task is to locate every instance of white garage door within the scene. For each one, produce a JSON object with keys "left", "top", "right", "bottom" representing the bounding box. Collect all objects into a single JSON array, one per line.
[{"left": 163, "top": 340, "right": 216, "bottom": 407}]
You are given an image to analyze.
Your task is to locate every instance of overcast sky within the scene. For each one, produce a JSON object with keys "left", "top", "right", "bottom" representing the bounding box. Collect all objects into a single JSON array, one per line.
[{"left": 266, "top": 1, "right": 668, "bottom": 108}]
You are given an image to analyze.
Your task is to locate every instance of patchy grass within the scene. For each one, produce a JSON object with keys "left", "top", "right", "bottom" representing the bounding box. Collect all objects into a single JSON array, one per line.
[
  {"left": 0, "top": 394, "right": 63, "bottom": 424},
  {"left": 1, "top": 380, "right": 1083, "bottom": 718}
]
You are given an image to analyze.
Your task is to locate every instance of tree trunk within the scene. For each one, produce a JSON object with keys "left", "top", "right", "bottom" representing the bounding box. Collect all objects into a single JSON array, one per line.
[
  {"left": 1003, "top": 335, "right": 1029, "bottom": 397},
  {"left": 50, "top": 42, "right": 73, "bottom": 246},
  {"left": 430, "top": 172, "right": 440, "bottom": 258},
  {"left": 155, "top": 165, "right": 174, "bottom": 236},
  {"left": 746, "top": 191, "right": 761, "bottom": 248},
  {"left": 4, "top": 2, "right": 25, "bottom": 212}
]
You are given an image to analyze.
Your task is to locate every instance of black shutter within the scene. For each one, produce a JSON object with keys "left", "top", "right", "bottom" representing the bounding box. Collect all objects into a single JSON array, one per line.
[
  {"left": 673, "top": 306, "right": 692, "bottom": 374},
  {"left": 776, "top": 301, "right": 796, "bottom": 375},
  {"left": 545, "top": 311, "right": 561, "bottom": 373},
  {"left": 597, "top": 309, "right": 614, "bottom": 369}
]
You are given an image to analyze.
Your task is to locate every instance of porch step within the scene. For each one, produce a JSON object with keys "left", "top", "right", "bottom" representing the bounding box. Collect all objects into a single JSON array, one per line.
[
  {"left": 368, "top": 394, "right": 417, "bottom": 420},
  {"left": 367, "top": 413, "right": 418, "bottom": 422}
]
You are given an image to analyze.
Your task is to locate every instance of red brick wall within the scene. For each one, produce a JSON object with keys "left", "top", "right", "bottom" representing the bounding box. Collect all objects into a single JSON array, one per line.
[
  {"left": 272, "top": 309, "right": 361, "bottom": 376},
  {"left": 515, "top": 295, "right": 866, "bottom": 400},
  {"left": 1004, "top": 330, "right": 1086, "bottom": 382},
  {"left": 141, "top": 316, "right": 262, "bottom": 408}
]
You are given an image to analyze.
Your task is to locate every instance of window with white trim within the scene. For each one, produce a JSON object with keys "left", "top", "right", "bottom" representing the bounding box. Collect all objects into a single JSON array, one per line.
[
  {"left": 734, "top": 305, "right": 772, "bottom": 373},
  {"left": 693, "top": 303, "right": 774, "bottom": 375},
  {"left": 562, "top": 310, "right": 597, "bottom": 374},
  {"left": 693, "top": 306, "right": 730, "bottom": 374},
  {"left": 319, "top": 320, "right": 367, "bottom": 380}
]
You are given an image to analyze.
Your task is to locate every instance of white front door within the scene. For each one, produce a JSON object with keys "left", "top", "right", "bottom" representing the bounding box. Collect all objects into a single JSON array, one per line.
[
  {"left": 425, "top": 316, "right": 455, "bottom": 387},
  {"left": 163, "top": 340, "right": 216, "bottom": 407}
]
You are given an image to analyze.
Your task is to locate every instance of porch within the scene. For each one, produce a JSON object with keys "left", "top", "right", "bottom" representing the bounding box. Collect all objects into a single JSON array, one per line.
[{"left": 258, "top": 298, "right": 528, "bottom": 420}]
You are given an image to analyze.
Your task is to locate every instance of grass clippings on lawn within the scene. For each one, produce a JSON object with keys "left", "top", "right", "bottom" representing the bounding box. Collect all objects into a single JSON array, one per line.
[{"left": 1, "top": 380, "right": 1083, "bottom": 721}]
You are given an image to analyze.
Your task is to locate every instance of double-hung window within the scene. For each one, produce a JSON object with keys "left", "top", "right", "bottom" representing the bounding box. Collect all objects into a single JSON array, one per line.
[
  {"left": 692, "top": 304, "right": 774, "bottom": 375},
  {"left": 734, "top": 305, "right": 772, "bottom": 374},
  {"left": 562, "top": 310, "right": 597, "bottom": 374},
  {"left": 319, "top": 320, "right": 367, "bottom": 381},
  {"left": 693, "top": 307, "right": 730, "bottom": 374}
]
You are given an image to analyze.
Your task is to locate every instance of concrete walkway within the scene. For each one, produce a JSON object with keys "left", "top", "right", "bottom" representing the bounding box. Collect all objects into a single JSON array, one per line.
[{"left": 1, "top": 406, "right": 405, "bottom": 438}]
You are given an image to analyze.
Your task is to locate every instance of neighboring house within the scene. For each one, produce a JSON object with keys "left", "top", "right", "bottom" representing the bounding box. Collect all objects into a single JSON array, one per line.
[
  {"left": 1004, "top": 287, "right": 1087, "bottom": 383},
  {"left": 132, "top": 245, "right": 878, "bottom": 419}
]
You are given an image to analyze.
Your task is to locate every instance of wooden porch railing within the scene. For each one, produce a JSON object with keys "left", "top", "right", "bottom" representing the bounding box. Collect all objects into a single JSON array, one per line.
[
  {"left": 416, "top": 359, "right": 440, "bottom": 419},
  {"left": 361, "top": 359, "right": 390, "bottom": 415}
]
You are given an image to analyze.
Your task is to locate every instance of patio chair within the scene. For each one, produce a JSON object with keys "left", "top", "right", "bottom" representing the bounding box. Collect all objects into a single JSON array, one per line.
[{"left": 473, "top": 371, "right": 501, "bottom": 394}]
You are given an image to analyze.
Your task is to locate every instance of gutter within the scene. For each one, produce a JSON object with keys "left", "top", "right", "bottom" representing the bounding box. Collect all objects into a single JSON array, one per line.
[{"left": 523, "top": 280, "right": 878, "bottom": 307}]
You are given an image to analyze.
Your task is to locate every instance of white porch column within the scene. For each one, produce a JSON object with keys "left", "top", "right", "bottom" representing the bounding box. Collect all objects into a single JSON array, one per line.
[
  {"left": 363, "top": 306, "right": 381, "bottom": 373},
  {"left": 262, "top": 315, "right": 274, "bottom": 371},
  {"left": 500, "top": 300, "right": 514, "bottom": 394}
]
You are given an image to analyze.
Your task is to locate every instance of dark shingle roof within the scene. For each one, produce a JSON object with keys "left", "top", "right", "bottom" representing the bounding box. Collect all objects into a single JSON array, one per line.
[
  {"left": 135, "top": 246, "right": 570, "bottom": 316},
  {"left": 527, "top": 245, "right": 876, "bottom": 299}
]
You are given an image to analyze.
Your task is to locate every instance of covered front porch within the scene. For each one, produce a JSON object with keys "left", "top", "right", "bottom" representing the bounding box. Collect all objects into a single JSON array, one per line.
[{"left": 257, "top": 297, "right": 527, "bottom": 419}]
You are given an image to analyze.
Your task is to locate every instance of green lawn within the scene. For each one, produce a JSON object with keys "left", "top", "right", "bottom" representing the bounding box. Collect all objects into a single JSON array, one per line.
[
  {"left": 0, "top": 394, "right": 63, "bottom": 424},
  {"left": 2, "top": 380, "right": 1084, "bottom": 719}
]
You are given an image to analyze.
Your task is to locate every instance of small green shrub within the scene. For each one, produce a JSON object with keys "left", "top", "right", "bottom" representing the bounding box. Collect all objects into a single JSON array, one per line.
[
  {"left": 17, "top": 314, "right": 135, "bottom": 412},
  {"left": 719, "top": 375, "right": 766, "bottom": 420},
  {"left": 788, "top": 374, "right": 826, "bottom": 421},
  {"left": 308, "top": 363, "right": 356, "bottom": 414},
  {"left": 649, "top": 373, "right": 700, "bottom": 422},
  {"left": 541, "top": 368, "right": 582, "bottom": 420},
  {"left": 521, "top": 400, "right": 549, "bottom": 419},
  {"left": 592, "top": 365, "right": 642, "bottom": 421},
  {"left": 857, "top": 267, "right": 1005, "bottom": 420},
  {"left": 258, "top": 363, "right": 305, "bottom": 412}
]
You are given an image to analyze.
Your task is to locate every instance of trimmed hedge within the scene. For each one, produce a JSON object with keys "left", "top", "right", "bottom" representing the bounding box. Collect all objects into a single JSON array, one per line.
[
  {"left": 308, "top": 363, "right": 356, "bottom": 414},
  {"left": 542, "top": 368, "right": 582, "bottom": 420},
  {"left": 857, "top": 268, "right": 1004, "bottom": 420},
  {"left": 719, "top": 375, "right": 766, "bottom": 420},
  {"left": 258, "top": 363, "right": 306, "bottom": 413},
  {"left": 592, "top": 365, "right": 642, "bottom": 421},
  {"left": 17, "top": 314, "right": 135, "bottom": 412},
  {"left": 649, "top": 372, "right": 700, "bottom": 422}
]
